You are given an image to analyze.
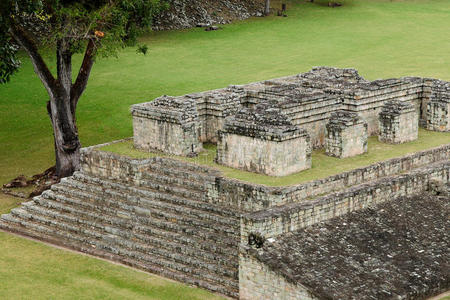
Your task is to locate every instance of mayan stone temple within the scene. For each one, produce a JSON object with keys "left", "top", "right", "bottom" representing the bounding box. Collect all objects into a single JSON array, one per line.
[{"left": 1, "top": 67, "right": 450, "bottom": 299}]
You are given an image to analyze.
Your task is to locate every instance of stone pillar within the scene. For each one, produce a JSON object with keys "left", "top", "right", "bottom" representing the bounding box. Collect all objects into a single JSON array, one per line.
[
  {"left": 426, "top": 81, "right": 450, "bottom": 132},
  {"left": 427, "top": 99, "right": 450, "bottom": 132},
  {"left": 325, "top": 111, "right": 368, "bottom": 158},
  {"left": 216, "top": 104, "right": 312, "bottom": 176},
  {"left": 131, "top": 95, "right": 202, "bottom": 156},
  {"left": 378, "top": 101, "right": 418, "bottom": 144}
]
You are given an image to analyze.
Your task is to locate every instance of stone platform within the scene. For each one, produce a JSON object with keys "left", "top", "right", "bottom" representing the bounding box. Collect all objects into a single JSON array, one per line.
[
  {"left": 2, "top": 67, "right": 450, "bottom": 299},
  {"left": 1, "top": 141, "right": 449, "bottom": 299}
]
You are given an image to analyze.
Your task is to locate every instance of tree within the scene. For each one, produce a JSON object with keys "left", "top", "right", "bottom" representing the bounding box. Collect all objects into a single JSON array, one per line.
[{"left": 0, "top": 0, "right": 167, "bottom": 178}]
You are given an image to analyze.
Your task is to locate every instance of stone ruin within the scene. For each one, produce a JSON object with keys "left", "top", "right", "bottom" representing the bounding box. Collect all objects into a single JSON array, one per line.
[
  {"left": 325, "top": 110, "right": 367, "bottom": 158},
  {"left": 426, "top": 80, "right": 450, "bottom": 131},
  {"left": 132, "top": 95, "right": 202, "bottom": 156},
  {"left": 1, "top": 67, "right": 449, "bottom": 300},
  {"left": 378, "top": 100, "right": 418, "bottom": 144},
  {"left": 216, "top": 102, "right": 311, "bottom": 176},
  {"left": 131, "top": 66, "right": 450, "bottom": 176}
]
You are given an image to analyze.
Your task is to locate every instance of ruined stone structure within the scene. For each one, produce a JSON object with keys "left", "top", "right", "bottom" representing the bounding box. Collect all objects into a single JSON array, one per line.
[
  {"left": 132, "top": 66, "right": 449, "bottom": 151},
  {"left": 216, "top": 103, "right": 312, "bottom": 176},
  {"left": 132, "top": 95, "right": 202, "bottom": 156},
  {"left": 426, "top": 80, "right": 450, "bottom": 132},
  {"left": 325, "top": 111, "right": 367, "bottom": 158},
  {"left": 378, "top": 100, "right": 418, "bottom": 144},
  {"left": 1, "top": 67, "right": 450, "bottom": 299}
]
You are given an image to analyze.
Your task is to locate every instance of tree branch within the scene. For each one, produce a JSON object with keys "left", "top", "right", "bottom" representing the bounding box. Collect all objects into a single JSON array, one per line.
[
  {"left": 9, "top": 26, "right": 56, "bottom": 97},
  {"left": 70, "top": 39, "right": 96, "bottom": 116}
]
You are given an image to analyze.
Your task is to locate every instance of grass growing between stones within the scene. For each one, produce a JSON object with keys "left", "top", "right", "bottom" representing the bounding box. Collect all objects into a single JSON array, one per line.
[{"left": 100, "top": 129, "right": 450, "bottom": 186}]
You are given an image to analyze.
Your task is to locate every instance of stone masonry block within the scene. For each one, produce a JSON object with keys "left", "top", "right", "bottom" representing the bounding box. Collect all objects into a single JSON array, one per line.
[
  {"left": 216, "top": 103, "right": 312, "bottom": 176},
  {"left": 379, "top": 100, "right": 418, "bottom": 144},
  {"left": 426, "top": 82, "right": 450, "bottom": 132},
  {"left": 325, "top": 111, "right": 368, "bottom": 158},
  {"left": 131, "top": 95, "right": 202, "bottom": 156}
]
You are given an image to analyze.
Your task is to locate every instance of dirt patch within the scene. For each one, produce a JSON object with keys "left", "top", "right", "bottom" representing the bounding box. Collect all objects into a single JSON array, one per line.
[{"left": 2, "top": 166, "right": 59, "bottom": 199}]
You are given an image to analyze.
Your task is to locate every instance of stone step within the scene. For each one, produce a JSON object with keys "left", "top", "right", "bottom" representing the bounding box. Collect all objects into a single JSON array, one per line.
[
  {"left": 150, "top": 158, "right": 218, "bottom": 180},
  {"left": 35, "top": 193, "right": 238, "bottom": 268},
  {"left": 0, "top": 214, "right": 238, "bottom": 297},
  {"left": 17, "top": 204, "right": 238, "bottom": 282},
  {"left": 73, "top": 171, "right": 206, "bottom": 209},
  {"left": 71, "top": 172, "right": 239, "bottom": 219},
  {"left": 140, "top": 171, "right": 206, "bottom": 194},
  {"left": 8, "top": 206, "right": 238, "bottom": 292},
  {"left": 43, "top": 189, "right": 239, "bottom": 250},
  {"left": 50, "top": 182, "right": 238, "bottom": 240},
  {"left": 60, "top": 177, "right": 236, "bottom": 230}
]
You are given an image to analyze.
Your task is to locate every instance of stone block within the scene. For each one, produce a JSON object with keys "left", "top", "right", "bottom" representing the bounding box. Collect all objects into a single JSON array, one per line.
[
  {"left": 325, "top": 111, "right": 368, "bottom": 158},
  {"left": 378, "top": 100, "right": 418, "bottom": 144},
  {"left": 426, "top": 82, "right": 450, "bottom": 131},
  {"left": 131, "top": 95, "right": 202, "bottom": 156},
  {"left": 216, "top": 103, "right": 312, "bottom": 176}
]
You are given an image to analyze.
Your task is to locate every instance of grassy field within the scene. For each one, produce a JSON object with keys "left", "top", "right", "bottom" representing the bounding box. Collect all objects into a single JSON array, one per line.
[
  {"left": 100, "top": 129, "right": 450, "bottom": 186},
  {"left": 0, "top": 0, "right": 449, "bottom": 298},
  {"left": 0, "top": 232, "right": 225, "bottom": 300}
]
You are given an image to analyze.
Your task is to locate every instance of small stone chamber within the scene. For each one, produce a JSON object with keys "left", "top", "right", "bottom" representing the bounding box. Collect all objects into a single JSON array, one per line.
[
  {"left": 325, "top": 111, "right": 368, "bottom": 158},
  {"left": 379, "top": 101, "right": 418, "bottom": 144},
  {"left": 216, "top": 103, "right": 312, "bottom": 176},
  {"left": 131, "top": 95, "right": 202, "bottom": 156},
  {"left": 426, "top": 82, "right": 450, "bottom": 132}
]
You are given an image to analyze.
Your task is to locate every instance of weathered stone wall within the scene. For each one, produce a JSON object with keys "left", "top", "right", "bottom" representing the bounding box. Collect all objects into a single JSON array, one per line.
[
  {"left": 239, "top": 250, "right": 318, "bottom": 300},
  {"left": 343, "top": 78, "right": 423, "bottom": 136},
  {"left": 209, "top": 144, "right": 450, "bottom": 212},
  {"left": 133, "top": 117, "right": 201, "bottom": 155},
  {"left": 217, "top": 133, "right": 311, "bottom": 176},
  {"left": 423, "top": 79, "right": 450, "bottom": 126},
  {"left": 241, "top": 160, "right": 450, "bottom": 242},
  {"left": 216, "top": 103, "right": 312, "bottom": 176},
  {"left": 379, "top": 101, "right": 418, "bottom": 144},
  {"left": 257, "top": 68, "right": 424, "bottom": 145},
  {"left": 131, "top": 96, "right": 202, "bottom": 156},
  {"left": 192, "top": 87, "right": 245, "bottom": 143},
  {"left": 152, "top": 0, "right": 265, "bottom": 31},
  {"left": 132, "top": 68, "right": 449, "bottom": 155},
  {"left": 427, "top": 100, "right": 450, "bottom": 132},
  {"left": 83, "top": 142, "right": 450, "bottom": 215},
  {"left": 325, "top": 111, "right": 367, "bottom": 158},
  {"left": 426, "top": 81, "right": 450, "bottom": 132}
]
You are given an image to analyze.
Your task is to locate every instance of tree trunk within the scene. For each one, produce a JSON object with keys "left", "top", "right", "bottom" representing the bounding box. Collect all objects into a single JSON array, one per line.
[
  {"left": 265, "top": 0, "right": 270, "bottom": 15},
  {"left": 50, "top": 40, "right": 81, "bottom": 178},
  {"left": 11, "top": 27, "right": 95, "bottom": 179},
  {"left": 47, "top": 93, "right": 81, "bottom": 178}
]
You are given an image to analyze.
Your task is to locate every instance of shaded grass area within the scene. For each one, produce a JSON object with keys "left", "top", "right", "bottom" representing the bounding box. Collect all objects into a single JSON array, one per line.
[
  {"left": 0, "top": 194, "right": 26, "bottom": 215},
  {"left": 0, "top": 231, "right": 225, "bottom": 300},
  {"left": 100, "top": 129, "right": 450, "bottom": 186}
]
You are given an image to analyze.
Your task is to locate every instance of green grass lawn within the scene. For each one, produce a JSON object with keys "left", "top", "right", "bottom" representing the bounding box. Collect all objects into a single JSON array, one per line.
[
  {"left": 100, "top": 129, "right": 450, "bottom": 186},
  {"left": 0, "top": 0, "right": 449, "bottom": 298},
  {"left": 0, "top": 230, "right": 225, "bottom": 300}
]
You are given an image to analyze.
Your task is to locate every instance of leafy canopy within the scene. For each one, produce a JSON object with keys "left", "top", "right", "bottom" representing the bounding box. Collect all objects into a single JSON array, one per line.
[{"left": 0, "top": 0, "right": 168, "bottom": 83}]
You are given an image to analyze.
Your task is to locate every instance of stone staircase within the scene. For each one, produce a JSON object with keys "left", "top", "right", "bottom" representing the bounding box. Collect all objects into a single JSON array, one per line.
[{"left": 0, "top": 159, "right": 240, "bottom": 298}]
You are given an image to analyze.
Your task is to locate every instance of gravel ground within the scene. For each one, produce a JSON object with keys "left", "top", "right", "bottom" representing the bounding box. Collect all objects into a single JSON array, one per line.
[{"left": 253, "top": 192, "right": 450, "bottom": 299}]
